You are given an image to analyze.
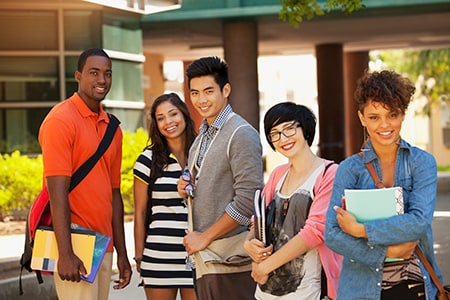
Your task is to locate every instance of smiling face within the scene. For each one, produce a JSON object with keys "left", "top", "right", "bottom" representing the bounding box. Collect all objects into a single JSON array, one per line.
[
  {"left": 75, "top": 55, "right": 112, "bottom": 111},
  {"left": 189, "top": 75, "right": 230, "bottom": 125},
  {"left": 269, "top": 121, "right": 307, "bottom": 159},
  {"left": 358, "top": 99, "right": 404, "bottom": 150},
  {"left": 154, "top": 100, "right": 186, "bottom": 141}
]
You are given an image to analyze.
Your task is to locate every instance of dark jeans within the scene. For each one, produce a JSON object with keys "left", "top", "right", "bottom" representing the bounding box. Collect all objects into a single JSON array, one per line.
[{"left": 381, "top": 280, "right": 425, "bottom": 300}]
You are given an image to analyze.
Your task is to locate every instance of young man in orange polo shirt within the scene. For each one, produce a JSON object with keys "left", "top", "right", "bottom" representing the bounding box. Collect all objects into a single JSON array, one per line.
[{"left": 39, "top": 48, "right": 132, "bottom": 300}]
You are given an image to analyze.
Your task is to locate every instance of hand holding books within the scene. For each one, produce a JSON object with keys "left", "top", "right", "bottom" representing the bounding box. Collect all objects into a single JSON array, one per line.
[
  {"left": 341, "top": 187, "right": 404, "bottom": 262},
  {"left": 243, "top": 189, "right": 275, "bottom": 263}
]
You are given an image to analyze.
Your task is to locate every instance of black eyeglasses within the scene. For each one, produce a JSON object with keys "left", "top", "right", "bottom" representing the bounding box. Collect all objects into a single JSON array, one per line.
[{"left": 268, "top": 123, "right": 301, "bottom": 143}]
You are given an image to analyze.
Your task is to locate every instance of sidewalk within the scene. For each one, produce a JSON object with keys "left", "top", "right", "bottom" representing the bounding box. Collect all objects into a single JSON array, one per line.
[
  {"left": 0, "top": 222, "right": 141, "bottom": 300},
  {"left": 1, "top": 172, "right": 449, "bottom": 299}
]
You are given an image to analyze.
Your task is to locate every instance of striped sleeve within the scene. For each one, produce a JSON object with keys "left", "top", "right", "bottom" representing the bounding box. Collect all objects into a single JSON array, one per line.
[{"left": 133, "top": 149, "right": 153, "bottom": 185}]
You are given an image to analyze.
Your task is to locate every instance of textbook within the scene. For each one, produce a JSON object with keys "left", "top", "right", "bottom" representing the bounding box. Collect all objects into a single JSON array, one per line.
[
  {"left": 31, "top": 226, "right": 95, "bottom": 275},
  {"left": 71, "top": 224, "right": 111, "bottom": 283},
  {"left": 30, "top": 225, "right": 111, "bottom": 283},
  {"left": 344, "top": 186, "right": 404, "bottom": 223},
  {"left": 253, "top": 189, "right": 266, "bottom": 245}
]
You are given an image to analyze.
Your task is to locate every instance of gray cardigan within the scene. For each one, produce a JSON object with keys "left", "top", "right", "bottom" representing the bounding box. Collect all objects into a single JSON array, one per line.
[{"left": 189, "top": 113, "right": 264, "bottom": 238}]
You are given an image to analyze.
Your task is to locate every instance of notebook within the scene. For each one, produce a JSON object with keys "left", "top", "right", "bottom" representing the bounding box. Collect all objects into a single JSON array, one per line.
[
  {"left": 31, "top": 226, "right": 95, "bottom": 275},
  {"left": 344, "top": 187, "right": 404, "bottom": 223},
  {"left": 31, "top": 225, "right": 111, "bottom": 282}
]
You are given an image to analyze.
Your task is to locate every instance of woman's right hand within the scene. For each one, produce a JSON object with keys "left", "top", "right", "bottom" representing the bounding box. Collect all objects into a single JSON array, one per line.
[{"left": 244, "top": 238, "right": 273, "bottom": 263}]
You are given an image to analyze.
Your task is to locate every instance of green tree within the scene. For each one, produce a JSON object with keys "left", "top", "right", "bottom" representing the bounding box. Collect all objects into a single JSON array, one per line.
[
  {"left": 279, "top": 0, "right": 365, "bottom": 27},
  {"left": 372, "top": 49, "right": 450, "bottom": 115}
]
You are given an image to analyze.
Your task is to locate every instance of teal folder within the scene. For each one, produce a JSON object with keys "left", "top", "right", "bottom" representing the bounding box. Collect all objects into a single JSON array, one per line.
[
  {"left": 344, "top": 187, "right": 404, "bottom": 262},
  {"left": 344, "top": 187, "right": 403, "bottom": 223}
]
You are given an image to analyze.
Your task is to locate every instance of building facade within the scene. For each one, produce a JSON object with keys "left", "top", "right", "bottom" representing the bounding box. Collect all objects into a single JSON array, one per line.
[{"left": 0, "top": 0, "right": 148, "bottom": 153}]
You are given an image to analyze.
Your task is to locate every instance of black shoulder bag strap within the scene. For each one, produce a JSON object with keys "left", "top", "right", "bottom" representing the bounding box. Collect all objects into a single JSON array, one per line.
[{"left": 69, "top": 113, "right": 120, "bottom": 191}]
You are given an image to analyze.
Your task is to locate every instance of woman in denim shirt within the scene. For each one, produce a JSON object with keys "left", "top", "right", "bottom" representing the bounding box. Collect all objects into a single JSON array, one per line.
[{"left": 325, "top": 70, "right": 443, "bottom": 300}]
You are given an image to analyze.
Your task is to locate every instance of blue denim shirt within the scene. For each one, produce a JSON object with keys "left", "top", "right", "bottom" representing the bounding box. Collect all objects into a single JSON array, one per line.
[{"left": 325, "top": 139, "right": 443, "bottom": 300}]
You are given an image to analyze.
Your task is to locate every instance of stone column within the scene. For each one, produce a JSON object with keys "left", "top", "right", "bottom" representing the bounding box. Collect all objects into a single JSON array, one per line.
[
  {"left": 183, "top": 60, "right": 203, "bottom": 131},
  {"left": 344, "top": 51, "right": 369, "bottom": 156},
  {"left": 315, "top": 44, "right": 345, "bottom": 162},
  {"left": 222, "top": 21, "right": 259, "bottom": 130}
]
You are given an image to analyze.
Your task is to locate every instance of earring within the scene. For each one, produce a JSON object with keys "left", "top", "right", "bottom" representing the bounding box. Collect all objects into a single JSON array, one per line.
[{"left": 360, "top": 126, "right": 370, "bottom": 152}]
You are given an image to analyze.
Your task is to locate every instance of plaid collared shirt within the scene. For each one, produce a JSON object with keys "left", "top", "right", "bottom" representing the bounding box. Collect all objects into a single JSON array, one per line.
[{"left": 196, "top": 104, "right": 232, "bottom": 168}]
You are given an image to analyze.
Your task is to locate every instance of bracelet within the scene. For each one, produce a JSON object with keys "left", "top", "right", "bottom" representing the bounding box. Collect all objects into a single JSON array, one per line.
[{"left": 133, "top": 257, "right": 142, "bottom": 263}]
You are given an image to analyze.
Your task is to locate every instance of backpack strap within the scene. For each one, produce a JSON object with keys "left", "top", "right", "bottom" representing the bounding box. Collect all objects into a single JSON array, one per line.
[
  {"left": 69, "top": 113, "right": 120, "bottom": 191},
  {"left": 312, "top": 161, "right": 336, "bottom": 198}
]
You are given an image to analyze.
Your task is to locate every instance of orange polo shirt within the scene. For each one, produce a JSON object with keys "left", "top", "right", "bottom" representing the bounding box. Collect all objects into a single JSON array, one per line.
[{"left": 39, "top": 93, "right": 122, "bottom": 252}]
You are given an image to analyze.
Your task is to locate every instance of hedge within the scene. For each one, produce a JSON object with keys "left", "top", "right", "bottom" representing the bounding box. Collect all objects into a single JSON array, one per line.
[{"left": 0, "top": 128, "right": 149, "bottom": 220}]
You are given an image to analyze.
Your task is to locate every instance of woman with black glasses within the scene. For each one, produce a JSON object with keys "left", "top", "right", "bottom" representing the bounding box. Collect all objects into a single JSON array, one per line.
[{"left": 244, "top": 102, "right": 342, "bottom": 300}]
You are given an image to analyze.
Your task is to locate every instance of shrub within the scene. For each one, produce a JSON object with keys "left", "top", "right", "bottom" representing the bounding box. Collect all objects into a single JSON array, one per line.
[
  {"left": 0, "top": 129, "right": 149, "bottom": 219},
  {"left": 0, "top": 151, "right": 43, "bottom": 219},
  {"left": 121, "top": 128, "right": 149, "bottom": 214}
]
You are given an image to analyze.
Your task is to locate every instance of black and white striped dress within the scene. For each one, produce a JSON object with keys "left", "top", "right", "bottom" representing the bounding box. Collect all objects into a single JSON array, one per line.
[{"left": 133, "top": 149, "right": 194, "bottom": 288}]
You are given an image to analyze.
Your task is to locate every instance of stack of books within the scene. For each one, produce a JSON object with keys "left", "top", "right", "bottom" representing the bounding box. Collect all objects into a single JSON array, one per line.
[{"left": 31, "top": 224, "right": 111, "bottom": 282}]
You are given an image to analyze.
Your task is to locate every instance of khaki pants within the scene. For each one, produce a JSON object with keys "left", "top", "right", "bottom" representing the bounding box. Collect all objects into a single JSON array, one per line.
[{"left": 54, "top": 252, "right": 113, "bottom": 300}]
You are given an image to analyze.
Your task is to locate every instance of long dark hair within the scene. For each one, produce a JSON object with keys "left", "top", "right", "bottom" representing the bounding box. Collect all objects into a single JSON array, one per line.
[{"left": 145, "top": 93, "right": 197, "bottom": 180}]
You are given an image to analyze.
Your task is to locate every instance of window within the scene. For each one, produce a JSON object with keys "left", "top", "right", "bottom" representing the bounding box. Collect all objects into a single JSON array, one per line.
[
  {"left": 0, "top": 57, "right": 59, "bottom": 102},
  {"left": 0, "top": 108, "right": 49, "bottom": 153},
  {"left": 102, "top": 12, "right": 142, "bottom": 54},
  {"left": 109, "top": 60, "right": 144, "bottom": 102},
  {"left": 64, "top": 10, "right": 102, "bottom": 51},
  {"left": 0, "top": 11, "right": 57, "bottom": 51}
]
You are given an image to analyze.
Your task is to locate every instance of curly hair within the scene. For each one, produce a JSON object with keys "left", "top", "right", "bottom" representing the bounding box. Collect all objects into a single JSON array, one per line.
[
  {"left": 354, "top": 70, "right": 415, "bottom": 115},
  {"left": 145, "top": 93, "right": 197, "bottom": 181}
]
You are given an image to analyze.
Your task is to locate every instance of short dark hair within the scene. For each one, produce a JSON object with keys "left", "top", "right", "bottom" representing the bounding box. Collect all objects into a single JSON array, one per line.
[
  {"left": 354, "top": 70, "right": 415, "bottom": 115},
  {"left": 185, "top": 56, "right": 229, "bottom": 90},
  {"left": 264, "top": 102, "right": 317, "bottom": 150},
  {"left": 77, "top": 48, "right": 110, "bottom": 72}
]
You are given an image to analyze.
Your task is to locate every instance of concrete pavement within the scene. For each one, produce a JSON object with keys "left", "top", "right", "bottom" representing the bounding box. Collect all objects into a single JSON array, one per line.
[{"left": 1, "top": 175, "right": 449, "bottom": 300}]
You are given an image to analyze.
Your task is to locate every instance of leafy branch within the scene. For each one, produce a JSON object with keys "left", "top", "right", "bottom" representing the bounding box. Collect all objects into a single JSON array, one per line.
[{"left": 279, "top": 0, "right": 365, "bottom": 27}]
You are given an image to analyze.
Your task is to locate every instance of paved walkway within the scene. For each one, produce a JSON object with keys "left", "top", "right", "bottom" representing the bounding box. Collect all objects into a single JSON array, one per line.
[
  {"left": 0, "top": 221, "right": 174, "bottom": 300},
  {"left": 1, "top": 178, "right": 449, "bottom": 299}
]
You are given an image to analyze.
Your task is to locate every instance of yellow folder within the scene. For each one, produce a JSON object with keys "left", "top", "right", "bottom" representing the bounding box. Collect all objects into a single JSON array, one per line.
[{"left": 31, "top": 227, "right": 96, "bottom": 275}]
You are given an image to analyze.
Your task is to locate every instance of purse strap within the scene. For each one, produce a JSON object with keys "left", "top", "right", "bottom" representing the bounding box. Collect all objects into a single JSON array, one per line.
[
  {"left": 359, "top": 151, "right": 446, "bottom": 294},
  {"left": 415, "top": 247, "right": 446, "bottom": 294},
  {"left": 358, "top": 152, "right": 384, "bottom": 188}
]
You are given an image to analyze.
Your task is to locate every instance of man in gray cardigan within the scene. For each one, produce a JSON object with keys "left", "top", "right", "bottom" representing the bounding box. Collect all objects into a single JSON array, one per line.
[{"left": 178, "top": 56, "right": 263, "bottom": 299}]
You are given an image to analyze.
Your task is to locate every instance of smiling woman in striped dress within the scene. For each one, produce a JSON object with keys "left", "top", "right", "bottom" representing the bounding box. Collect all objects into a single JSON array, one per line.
[{"left": 133, "top": 93, "right": 197, "bottom": 300}]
